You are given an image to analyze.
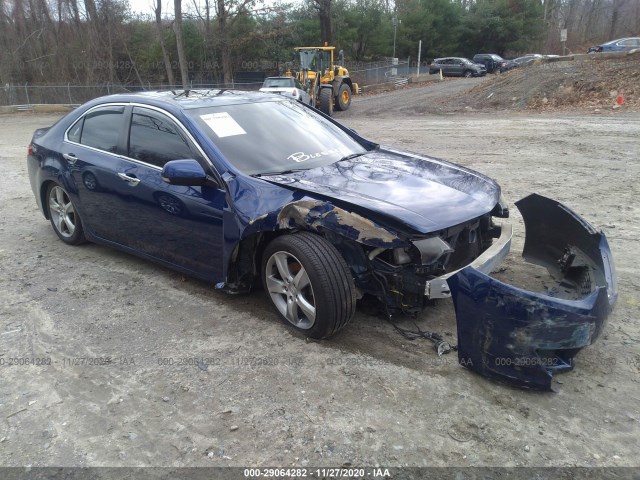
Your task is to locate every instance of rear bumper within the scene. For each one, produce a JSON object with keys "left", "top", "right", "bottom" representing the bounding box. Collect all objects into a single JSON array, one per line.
[{"left": 446, "top": 194, "right": 617, "bottom": 390}]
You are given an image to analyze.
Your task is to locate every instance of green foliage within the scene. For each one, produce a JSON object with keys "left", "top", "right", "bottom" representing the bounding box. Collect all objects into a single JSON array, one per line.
[
  {"left": 395, "top": 0, "right": 464, "bottom": 60},
  {"left": 458, "top": 0, "right": 544, "bottom": 57},
  {"left": 0, "top": 0, "right": 546, "bottom": 85}
]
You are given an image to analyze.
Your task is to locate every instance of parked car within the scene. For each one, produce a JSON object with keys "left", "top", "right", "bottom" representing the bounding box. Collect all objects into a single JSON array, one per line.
[
  {"left": 27, "top": 90, "right": 617, "bottom": 390},
  {"left": 259, "top": 76, "right": 311, "bottom": 105},
  {"left": 472, "top": 53, "right": 508, "bottom": 73},
  {"left": 588, "top": 37, "right": 640, "bottom": 53},
  {"left": 505, "top": 56, "right": 540, "bottom": 69},
  {"left": 429, "top": 57, "right": 486, "bottom": 77}
]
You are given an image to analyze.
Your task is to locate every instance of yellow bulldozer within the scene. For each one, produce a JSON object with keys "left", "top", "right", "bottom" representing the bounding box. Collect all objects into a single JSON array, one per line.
[{"left": 286, "top": 46, "right": 358, "bottom": 116}]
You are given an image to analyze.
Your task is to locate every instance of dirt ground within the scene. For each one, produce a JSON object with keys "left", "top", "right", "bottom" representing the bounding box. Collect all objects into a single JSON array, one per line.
[
  {"left": 0, "top": 86, "right": 639, "bottom": 470},
  {"left": 350, "top": 54, "right": 640, "bottom": 115}
]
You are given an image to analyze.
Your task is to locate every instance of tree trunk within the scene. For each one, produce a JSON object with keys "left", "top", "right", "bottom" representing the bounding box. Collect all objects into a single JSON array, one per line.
[
  {"left": 216, "top": 0, "right": 233, "bottom": 84},
  {"left": 154, "top": 0, "right": 175, "bottom": 86},
  {"left": 315, "top": 0, "right": 332, "bottom": 44},
  {"left": 173, "top": 0, "right": 190, "bottom": 88}
]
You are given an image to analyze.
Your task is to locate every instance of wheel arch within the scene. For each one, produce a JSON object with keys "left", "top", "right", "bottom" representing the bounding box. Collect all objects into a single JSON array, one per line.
[
  {"left": 40, "top": 180, "right": 56, "bottom": 220},
  {"left": 224, "top": 198, "right": 410, "bottom": 292},
  {"left": 332, "top": 76, "right": 353, "bottom": 95}
]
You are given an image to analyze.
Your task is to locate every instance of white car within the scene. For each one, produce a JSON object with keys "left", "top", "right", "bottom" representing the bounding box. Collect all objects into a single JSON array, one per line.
[{"left": 259, "top": 77, "right": 312, "bottom": 105}]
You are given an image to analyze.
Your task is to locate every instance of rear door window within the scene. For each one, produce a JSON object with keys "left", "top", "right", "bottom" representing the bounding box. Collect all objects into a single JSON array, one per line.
[{"left": 72, "top": 106, "right": 125, "bottom": 153}]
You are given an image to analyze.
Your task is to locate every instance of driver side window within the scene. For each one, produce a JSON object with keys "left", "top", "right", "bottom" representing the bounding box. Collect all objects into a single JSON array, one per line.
[{"left": 128, "top": 107, "right": 200, "bottom": 168}]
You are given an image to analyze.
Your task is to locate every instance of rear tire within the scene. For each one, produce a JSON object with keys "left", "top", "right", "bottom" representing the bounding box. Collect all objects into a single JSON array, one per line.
[
  {"left": 319, "top": 87, "right": 333, "bottom": 116},
  {"left": 46, "top": 183, "right": 86, "bottom": 245},
  {"left": 335, "top": 83, "right": 351, "bottom": 111},
  {"left": 262, "top": 232, "right": 356, "bottom": 339}
]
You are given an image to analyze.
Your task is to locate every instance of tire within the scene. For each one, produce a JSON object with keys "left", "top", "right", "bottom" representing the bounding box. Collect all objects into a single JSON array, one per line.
[
  {"left": 463, "top": 70, "right": 472, "bottom": 78},
  {"left": 262, "top": 232, "right": 356, "bottom": 339},
  {"left": 319, "top": 87, "right": 333, "bottom": 116},
  {"left": 335, "top": 83, "right": 351, "bottom": 111},
  {"left": 46, "top": 183, "right": 86, "bottom": 245}
]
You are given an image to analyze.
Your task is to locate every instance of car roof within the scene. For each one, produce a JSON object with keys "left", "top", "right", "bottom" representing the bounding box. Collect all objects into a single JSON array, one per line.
[
  {"left": 604, "top": 37, "right": 640, "bottom": 44},
  {"left": 434, "top": 57, "right": 469, "bottom": 61},
  {"left": 85, "top": 90, "right": 280, "bottom": 111},
  {"left": 474, "top": 53, "right": 503, "bottom": 59},
  {"left": 264, "top": 77, "right": 293, "bottom": 80}
]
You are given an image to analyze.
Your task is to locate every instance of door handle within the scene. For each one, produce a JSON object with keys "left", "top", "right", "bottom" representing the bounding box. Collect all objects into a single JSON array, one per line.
[
  {"left": 63, "top": 153, "right": 78, "bottom": 165},
  {"left": 117, "top": 172, "right": 141, "bottom": 186}
]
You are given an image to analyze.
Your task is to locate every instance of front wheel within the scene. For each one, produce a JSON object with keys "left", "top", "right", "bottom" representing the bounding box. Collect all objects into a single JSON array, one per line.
[
  {"left": 46, "top": 183, "right": 86, "bottom": 245},
  {"left": 262, "top": 232, "right": 356, "bottom": 339},
  {"left": 335, "top": 83, "right": 351, "bottom": 111},
  {"left": 463, "top": 70, "right": 472, "bottom": 78},
  {"left": 319, "top": 87, "right": 333, "bottom": 116}
]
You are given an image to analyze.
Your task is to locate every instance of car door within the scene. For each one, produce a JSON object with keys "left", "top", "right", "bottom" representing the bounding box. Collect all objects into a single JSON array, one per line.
[
  {"left": 450, "top": 59, "right": 463, "bottom": 76},
  {"left": 67, "top": 104, "right": 226, "bottom": 281},
  {"left": 439, "top": 59, "right": 451, "bottom": 75},
  {"left": 64, "top": 104, "right": 137, "bottom": 245},
  {"left": 118, "top": 106, "right": 226, "bottom": 280}
]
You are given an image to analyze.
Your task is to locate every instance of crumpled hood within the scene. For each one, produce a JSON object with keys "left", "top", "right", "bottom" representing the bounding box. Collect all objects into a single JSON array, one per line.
[{"left": 261, "top": 148, "right": 501, "bottom": 234}]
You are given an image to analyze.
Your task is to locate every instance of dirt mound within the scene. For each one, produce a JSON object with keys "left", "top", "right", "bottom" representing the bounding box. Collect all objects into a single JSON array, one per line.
[{"left": 449, "top": 56, "right": 640, "bottom": 112}]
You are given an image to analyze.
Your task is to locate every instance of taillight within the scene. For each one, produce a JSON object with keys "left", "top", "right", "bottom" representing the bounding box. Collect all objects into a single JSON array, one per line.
[
  {"left": 292, "top": 89, "right": 297, "bottom": 96},
  {"left": 27, "top": 144, "right": 33, "bottom": 156}
]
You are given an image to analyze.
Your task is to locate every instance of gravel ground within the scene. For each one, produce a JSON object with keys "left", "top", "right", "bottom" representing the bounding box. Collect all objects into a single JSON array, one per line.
[{"left": 0, "top": 99, "right": 639, "bottom": 470}]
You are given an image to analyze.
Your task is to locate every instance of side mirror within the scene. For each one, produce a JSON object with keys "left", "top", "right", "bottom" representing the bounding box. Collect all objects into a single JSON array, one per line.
[{"left": 162, "top": 159, "right": 212, "bottom": 186}]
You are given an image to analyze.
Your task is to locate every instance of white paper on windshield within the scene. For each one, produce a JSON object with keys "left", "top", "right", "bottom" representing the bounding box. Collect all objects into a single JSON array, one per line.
[{"left": 200, "top": 112, "right": 246, "bottom": 138}]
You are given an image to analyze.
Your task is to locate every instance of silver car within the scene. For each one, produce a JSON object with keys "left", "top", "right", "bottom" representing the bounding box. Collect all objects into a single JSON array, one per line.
[{"left": 259, "top": 77, "right": 312, "bottom": 105}]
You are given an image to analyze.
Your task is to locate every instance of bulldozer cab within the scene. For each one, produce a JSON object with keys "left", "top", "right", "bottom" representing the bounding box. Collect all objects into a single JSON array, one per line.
[{"left": 296, "top": 47, "right": 334, "bottom": 81}]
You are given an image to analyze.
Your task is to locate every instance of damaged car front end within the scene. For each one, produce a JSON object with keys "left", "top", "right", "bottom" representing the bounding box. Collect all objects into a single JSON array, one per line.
[{"left": 237, "top": 156, "right": 616, "bottom": 390}]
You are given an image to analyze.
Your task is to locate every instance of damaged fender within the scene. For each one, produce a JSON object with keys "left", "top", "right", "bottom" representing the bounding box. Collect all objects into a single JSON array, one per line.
[
  {"left": 276, "top": 198, "right": 407, "bottom": 248},
  {"left": 447, "top": 194, "right": 617, "bottom": 391}
]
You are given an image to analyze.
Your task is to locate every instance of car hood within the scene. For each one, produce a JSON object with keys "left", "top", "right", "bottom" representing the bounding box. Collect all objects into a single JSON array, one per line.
[
  {"left": 260, "top": 149, "right": 501, "bottom": 234},
  {"left": 259, "top": 87, "right": 294, "bottom": 93}
]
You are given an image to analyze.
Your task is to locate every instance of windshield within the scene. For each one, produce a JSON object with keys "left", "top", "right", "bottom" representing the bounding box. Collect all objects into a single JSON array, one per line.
[
  {"left": 188, "top": 100, "right": 367, "bottom": 176},
  {"left": 298, "top": 49, "right": 331, "bottom": 72},
  {"left": 262, "top": 78, "right": 294, "bottom": 88}
]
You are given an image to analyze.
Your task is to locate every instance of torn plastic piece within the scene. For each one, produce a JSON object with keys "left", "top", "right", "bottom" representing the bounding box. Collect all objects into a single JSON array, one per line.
[{"left": 448, "top": 194, "right": 617, "bottom": 391}]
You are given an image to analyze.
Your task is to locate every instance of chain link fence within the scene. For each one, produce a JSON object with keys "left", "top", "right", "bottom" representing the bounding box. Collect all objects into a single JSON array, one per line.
[
  {"left": 0, "top": 81, "right": 265, "bottom": 107},
  {"left": 1, "top": 59, "right": 424, "bottom": 107}
]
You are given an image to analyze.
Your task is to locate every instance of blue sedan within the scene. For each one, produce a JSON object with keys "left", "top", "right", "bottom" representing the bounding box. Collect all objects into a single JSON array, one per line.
[
  {"left": 587, "top": 37, "right": 640, "bottom": 53},
  {"left": 27, "top": 90, "right": 617, "bottom": 390}
]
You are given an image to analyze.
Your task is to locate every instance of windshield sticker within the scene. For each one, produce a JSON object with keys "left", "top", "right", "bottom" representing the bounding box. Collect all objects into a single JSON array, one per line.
[
  {"left": 200, "top": 112, "right": 247, "bottom": 138},
  {"left": 288, "top": 148, "right": 349, "bottom": 163}
]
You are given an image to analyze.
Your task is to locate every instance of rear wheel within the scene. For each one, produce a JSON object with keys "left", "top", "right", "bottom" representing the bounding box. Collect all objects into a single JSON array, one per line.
[
  {"left": 262, "top": 232, "right": 356, "bottom": 339},
  {"left": 335, "top": 83, "right": 351, "bottom": 111},
  {"left": 319, "top": 87, "right": 333, "bottom": 116},
  {"left": 46, "top": 183, "right": 86, "bottom": 245}
]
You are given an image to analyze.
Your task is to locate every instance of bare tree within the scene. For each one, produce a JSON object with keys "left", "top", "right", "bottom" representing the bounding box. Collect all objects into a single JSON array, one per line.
[
  {"left": 174, "top": 0, "right": 190, "bottom": 87},
  {"left": 214, "top": 0, "right": 254, "bottom": 84},
  {"left": 154, "top": 0, "right": 176, "bottom": 86}
]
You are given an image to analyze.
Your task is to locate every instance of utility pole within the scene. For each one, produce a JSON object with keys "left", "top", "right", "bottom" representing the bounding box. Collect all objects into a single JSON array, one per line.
[
  {"left": 417, "top": 40, "right": 422, "bottom": 77},
  {"left": 392, "top": 16, "right": 400, "bottom": 59}
]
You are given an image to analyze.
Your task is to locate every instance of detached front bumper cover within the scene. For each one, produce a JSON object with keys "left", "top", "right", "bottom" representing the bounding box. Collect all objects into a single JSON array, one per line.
[{"left": 447, "top": 194, "right": 618, "bottom": 391}]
